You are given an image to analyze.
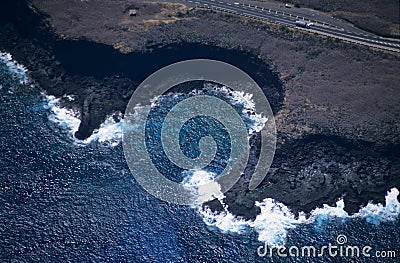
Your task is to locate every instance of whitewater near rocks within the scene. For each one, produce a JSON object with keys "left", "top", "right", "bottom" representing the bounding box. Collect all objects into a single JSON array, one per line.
[{"left": 41, "top": 77, "right": 400, "bottom": 247}]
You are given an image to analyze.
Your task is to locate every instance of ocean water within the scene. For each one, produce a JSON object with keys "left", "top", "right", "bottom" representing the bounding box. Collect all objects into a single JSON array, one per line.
[{"left": 0, "top": 52, "right": 399, "bottom": 262}]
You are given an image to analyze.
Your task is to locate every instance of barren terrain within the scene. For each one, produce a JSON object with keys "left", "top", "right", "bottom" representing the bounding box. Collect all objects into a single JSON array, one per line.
[
  {"left": 1, "top": 0, "right": 399, "bottom": 218},
  {"left": 257, "top": 0, "right": 400, "bottom": 37}
]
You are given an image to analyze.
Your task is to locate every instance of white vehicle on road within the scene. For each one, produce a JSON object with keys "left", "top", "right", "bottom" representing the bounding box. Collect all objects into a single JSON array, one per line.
[{"left": 295, "top": 20, "right": 313, "bottom": 28}]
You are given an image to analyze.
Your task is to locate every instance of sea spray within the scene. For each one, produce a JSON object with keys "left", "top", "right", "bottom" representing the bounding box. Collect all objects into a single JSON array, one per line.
[
  {"left": 45, "top": 94, "right": 123, "bottom": 147},
  {"left": 0, "top": 51, "right": 28, "bottom": 85},
  {"left": 197, "top": 188, "right": 400, "bottom": 246}
]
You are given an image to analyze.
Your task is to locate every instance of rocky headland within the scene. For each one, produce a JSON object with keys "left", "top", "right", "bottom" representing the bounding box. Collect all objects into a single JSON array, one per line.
[{"left": 1, "top": 0, "right": 399, "bottom": 220}]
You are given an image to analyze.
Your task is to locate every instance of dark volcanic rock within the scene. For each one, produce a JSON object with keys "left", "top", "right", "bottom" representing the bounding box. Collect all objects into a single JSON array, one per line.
[
  {"left": 0, "top": 0, "right": 284, "bottom": 139},
  {"left": 206, "top": 135, "right": 400, "bottom": 220},
  {"left": 1, "top": 0, "right": 399, "bottom": 221}
]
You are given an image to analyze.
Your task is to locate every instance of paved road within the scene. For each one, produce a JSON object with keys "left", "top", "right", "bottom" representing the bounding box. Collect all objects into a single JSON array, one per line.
[{"left": 175, "top": 0, "right": 400, "bottom": 52}]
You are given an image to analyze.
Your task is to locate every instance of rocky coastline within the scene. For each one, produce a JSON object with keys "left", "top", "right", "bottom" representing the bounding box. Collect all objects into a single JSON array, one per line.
[{"left": 1, "top": 0, "right": 399, "bottom": 220}]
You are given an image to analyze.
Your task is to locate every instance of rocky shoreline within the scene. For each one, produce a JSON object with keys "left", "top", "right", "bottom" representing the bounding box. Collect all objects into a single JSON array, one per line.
[
  {"left": 221, "top": 134, "right": 400, "bottom": 219},
  {"left": 1, "top": 0, "right": 399, "bottom": 219}
]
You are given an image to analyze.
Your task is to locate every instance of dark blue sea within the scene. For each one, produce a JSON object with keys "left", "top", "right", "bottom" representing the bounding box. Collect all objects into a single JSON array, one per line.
[{"left": 0, "top": 53, "right": 399, "bottom": 262}]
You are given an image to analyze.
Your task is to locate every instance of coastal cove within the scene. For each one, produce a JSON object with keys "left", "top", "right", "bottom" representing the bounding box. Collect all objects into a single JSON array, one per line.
[
  {"left": 51, "top": 40, "right": 284, "bottom": 139},
  {"left": 0, "top": 52, "right": 399, "bottom": 262},
  {"left": 1, "top": 0, "right": 399, "bottom": 261},
  {"left": 1, "top": 0, "right": 399, "bottom": 241}
]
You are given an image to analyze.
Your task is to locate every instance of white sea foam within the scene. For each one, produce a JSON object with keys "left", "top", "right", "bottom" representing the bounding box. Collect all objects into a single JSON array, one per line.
[
  {"left": 182, "top": 169, "right": 225, "bottom": 204},
  {"left": 0, "top": 51, "right": 28, "bottom": 84},
  {"left": 182, "top": 169, "right": 216, "bottom": 187},
  {"left": 199, "top": 204, "right": 250, "bottom": 234},
  {"left": 198, "top": 188, "right": 400, "bottom": 246},
  {"left": 352, "top": 188, "right": 400, "bottom": 223},
  {"left": 210, "top": 85, "right": 268, "bottom": 135},
  {"left": 197, "top": 198, "right": 306, "bottom": 245},
  {"left": 83, "top": 113, "right": 123, "bottom": 147},
  {"left": 149, "top": 84, "right": 268, "bottom": 136},
  {"left": 250, "top": 199, "right": 308, "bottom": 245},
  {"left": 187, "top": 86, "right": 399, "bottom": 244},
  {"left": 46, "top": 95, "right": 81, "bottom": 134},
  {"left": 308, "top": 188, "right": 400, "bottom": 224},
  {"left": 45, "top": 94, "right": 123, "bottom": 146}
]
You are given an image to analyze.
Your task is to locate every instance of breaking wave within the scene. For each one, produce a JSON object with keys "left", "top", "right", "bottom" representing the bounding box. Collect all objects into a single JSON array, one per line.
[
  {"left": 214, "top": 85, "right": 268, "bottom": 135},
  {"left": 0, "top": 51, "right": 28, "bottom": 85},
  {"left": 42, "top": 81, "right": 400, "bottom": 248},
  {"left": 44, "top": 82, "right": 265, "bottom": 148},
  {"left": 45, "top": 95, "right": 81, "bottom": 135},
  {"left": 198, "top": 84, "right": 268, "bottom": 136},
  {"left": 44, "top": 94, "right": 123, "bottom": 147},
  {"left": 198, "top": 187, "right": 400, "bottom": 246},
  {"left": 182, "top": 169, "right": 225, "bottom": 204}
]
